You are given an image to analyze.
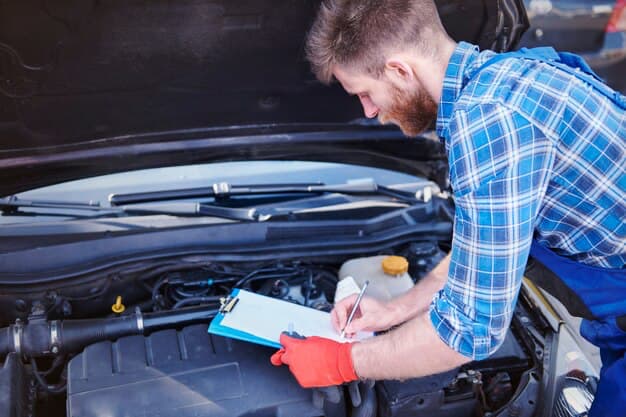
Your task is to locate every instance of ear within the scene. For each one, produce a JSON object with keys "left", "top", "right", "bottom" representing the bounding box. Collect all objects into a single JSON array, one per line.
[{"left": 384, "top": 58, "right": 415, "bottom": 86}]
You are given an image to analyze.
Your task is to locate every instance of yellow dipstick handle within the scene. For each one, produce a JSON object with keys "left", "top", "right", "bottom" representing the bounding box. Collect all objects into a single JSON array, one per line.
[{"left": 111, "top": 296, "right": 125, "bottom": 313}]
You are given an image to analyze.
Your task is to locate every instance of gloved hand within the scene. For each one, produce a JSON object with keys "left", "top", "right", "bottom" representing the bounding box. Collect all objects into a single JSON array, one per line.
[
  {"left": 331, "top": 294, "right": 397, "bottom": 337},
  {"left": 270, "top": 333, "right": 358, "bottom": 388}
]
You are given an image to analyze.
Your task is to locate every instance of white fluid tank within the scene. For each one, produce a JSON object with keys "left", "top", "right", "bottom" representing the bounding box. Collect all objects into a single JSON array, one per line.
[{"left": 336, "top": 255, "right": 414, "bottom": 302}]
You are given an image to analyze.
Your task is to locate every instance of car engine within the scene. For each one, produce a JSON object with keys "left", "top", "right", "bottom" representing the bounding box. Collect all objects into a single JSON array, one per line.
[{"left": 0, "top": 243, "right": 542, "bottom": 417}]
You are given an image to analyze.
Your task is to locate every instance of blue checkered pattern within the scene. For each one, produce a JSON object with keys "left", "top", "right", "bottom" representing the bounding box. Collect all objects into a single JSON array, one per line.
[{"left": 431, "top": 42, "right": 626, "bottom": 360}]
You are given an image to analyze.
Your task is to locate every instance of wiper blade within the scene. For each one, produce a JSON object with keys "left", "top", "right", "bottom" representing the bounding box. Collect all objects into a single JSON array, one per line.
[
  {"left": 2, "top": 179, "right": 419, "bottom": 222},
  {"left": 0, "top": 196, "right": 102, "bottom": 214},
  {"left": 109, "top": 182, "right": 325, "bottom": 206},
  {"left": 0, "top": 197, "right": 271, "bottom": 222},
  {"left": 108, "top": 179, "right": 418, "bottom": 206}
]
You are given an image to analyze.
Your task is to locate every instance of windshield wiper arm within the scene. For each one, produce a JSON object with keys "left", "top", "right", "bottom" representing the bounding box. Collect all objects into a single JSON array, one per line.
[
  {"left": 194, "top": 204, "right": 270, "bottom": 221},
  {"left": 0, "top": 197, "right": 270, "bottom": 222},
  {"left": 2, "top": 179, "right": 418, "bottom": 221},
  {"left": 121, "top": 203, "right": 270, "bottom": 221},
  {"left": 108, "top": 179, "right": 417, "bottom": 206},
  {"left": 108, "top": 182, "right": 325, "bottom": 206},
  {"left": 0, "top": 196, "right": 102, "bottom": 214}
]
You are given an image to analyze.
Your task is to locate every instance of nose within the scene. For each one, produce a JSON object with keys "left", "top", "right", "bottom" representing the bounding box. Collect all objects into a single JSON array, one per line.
[{"left": 358, "top": 95, "right": 379, "bottom": 118}]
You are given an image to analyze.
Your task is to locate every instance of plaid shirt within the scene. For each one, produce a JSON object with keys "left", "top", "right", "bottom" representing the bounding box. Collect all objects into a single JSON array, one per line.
[{"left": 431, "top": 42, "right": 625, "bottom": 359}]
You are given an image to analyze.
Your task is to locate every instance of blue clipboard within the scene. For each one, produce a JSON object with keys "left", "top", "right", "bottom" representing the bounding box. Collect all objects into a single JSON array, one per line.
[
  {"left": 208, "top": 288, "right": 371, "bottom": 348},
  {"left": 208, "top": 288, "right": 282, "bottom": 349}
]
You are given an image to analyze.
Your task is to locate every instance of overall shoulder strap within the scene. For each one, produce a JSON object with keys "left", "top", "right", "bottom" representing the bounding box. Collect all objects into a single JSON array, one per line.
[{"left": 472, "top": 47, "right": 626, "bottom": 109}]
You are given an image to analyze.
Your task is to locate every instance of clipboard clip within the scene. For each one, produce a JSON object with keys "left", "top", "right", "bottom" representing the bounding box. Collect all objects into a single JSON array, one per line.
[{"left": 219, "top": 295, "right": 240, "bottom": 314}]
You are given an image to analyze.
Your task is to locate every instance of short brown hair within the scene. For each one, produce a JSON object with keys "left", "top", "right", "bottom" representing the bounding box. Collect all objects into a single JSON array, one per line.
[{"left": 306, "top": 0, "right": 446, "bottom": 84}]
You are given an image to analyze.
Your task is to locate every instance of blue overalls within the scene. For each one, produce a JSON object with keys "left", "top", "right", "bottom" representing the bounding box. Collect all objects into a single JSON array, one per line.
[
  {"left": 530, "top": 242, "right": 626, "bottom": 417},
  {"left": 480, "top": 48, "right": 626, "bottom": 417}
]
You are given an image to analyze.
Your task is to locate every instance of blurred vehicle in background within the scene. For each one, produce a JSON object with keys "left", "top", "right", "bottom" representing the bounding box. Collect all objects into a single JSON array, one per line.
[{"left": 520, "top": 0, "right": 626, "bottom": 92}]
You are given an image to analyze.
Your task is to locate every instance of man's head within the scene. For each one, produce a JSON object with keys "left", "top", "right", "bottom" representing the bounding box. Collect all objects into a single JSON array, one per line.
[{"left": 306, "top": 0, "right": 455, "bottom": 136}]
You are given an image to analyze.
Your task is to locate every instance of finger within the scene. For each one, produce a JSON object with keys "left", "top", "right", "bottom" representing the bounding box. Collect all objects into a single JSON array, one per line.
[
  {"left": 331, "top": 309, "right": 340, "bottom": 332},
  {"left": 331, "top": 304, "right": 347, "bottom": 330},
  {"left": 345, "top": 331, "right": 356, "bottom": 339},
  {"left": 270, "top": 348, "right": 285, "bottom": 366},
  {"left": 345, "top": 315, "right": 370, "bottom": 334},
  {"left": 333, "top": 294, "right": 357, "bottom": 330}
]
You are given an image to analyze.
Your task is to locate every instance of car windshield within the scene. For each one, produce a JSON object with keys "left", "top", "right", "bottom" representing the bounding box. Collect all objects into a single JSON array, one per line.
[{"left": 0, "top": 160, "right": 437, "bottom": 226}]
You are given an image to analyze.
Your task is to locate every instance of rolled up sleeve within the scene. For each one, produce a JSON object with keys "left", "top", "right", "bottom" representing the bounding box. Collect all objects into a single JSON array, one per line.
[{"left": 430, "top": 103, "right": 555, "bottom": 360}]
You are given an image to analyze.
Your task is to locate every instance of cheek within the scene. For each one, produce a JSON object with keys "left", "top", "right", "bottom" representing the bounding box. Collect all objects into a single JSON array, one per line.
[{"left": 374, "top": 91, "right": 397, "bottom": 111}]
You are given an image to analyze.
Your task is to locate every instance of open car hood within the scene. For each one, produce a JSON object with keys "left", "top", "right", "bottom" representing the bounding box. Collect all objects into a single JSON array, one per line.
[{"left": 0, "top": 0, "right": 528, "bottom": 195}]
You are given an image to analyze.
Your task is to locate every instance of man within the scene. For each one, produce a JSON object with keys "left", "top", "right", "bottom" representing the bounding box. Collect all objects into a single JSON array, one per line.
[{"left": 270, "top": 0, "right": 626, "bottom": 415}]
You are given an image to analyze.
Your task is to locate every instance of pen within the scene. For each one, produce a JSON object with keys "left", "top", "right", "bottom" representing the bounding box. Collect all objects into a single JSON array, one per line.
[{"left": 340, "top": 280, "right": 369, "bottom": 339}]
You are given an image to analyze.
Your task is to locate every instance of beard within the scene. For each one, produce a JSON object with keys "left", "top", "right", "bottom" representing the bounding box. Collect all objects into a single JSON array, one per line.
[{"left": 378, "top": 84, "right": 438, "bottom": 137}]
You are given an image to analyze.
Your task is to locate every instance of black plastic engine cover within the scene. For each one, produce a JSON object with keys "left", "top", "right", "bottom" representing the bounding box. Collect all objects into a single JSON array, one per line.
[
  {"left": 376, "top": 330, "right": 529, "bottom": 417},
  {"left": 376, "top": 368, "right": 477, "bottom": 417},
  {"left": 0, "top": 354, "right": 31, "bottom": 417},
  {"left": 67, "top": 324, "right": 334, "bottom": 417}
]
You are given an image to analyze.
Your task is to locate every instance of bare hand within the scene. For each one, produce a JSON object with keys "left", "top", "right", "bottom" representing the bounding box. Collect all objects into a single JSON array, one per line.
[{"left": 331, "top": 295, "right": 397, "bottom": 337}]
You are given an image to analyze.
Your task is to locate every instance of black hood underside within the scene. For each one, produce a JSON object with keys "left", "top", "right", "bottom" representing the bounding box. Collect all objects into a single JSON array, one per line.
[{"left": 0, "top": 0, "right": 528, "bottom": 194}]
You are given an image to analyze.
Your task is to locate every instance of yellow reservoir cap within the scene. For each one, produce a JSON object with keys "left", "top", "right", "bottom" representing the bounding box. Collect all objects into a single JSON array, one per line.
[
  {"left": 111, "top": 296, "right": 125, "bottom": 314},
  {"left": 382, "top": 256, "right": 409, "bottom": 276}
]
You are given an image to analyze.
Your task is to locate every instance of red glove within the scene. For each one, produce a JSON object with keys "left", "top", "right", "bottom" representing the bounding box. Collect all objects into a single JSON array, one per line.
[{"left": 270, "top": 333, "right": 358, "bottom": 388}]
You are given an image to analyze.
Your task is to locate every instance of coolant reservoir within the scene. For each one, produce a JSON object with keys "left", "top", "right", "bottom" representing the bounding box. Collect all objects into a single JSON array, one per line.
[{"left": 336, "top": 255, "right": 414, "bottom": 302}]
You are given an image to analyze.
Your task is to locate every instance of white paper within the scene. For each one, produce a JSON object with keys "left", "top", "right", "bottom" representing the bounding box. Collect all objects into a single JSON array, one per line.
[{"left": 220, "top": 289, "right": 372, "bottom": 344}]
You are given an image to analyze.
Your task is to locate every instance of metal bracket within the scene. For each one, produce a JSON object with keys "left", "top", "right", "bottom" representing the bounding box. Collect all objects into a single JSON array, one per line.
[
  {"left": 218, "top": 296, "right": 239, "bottom": 314},
  {"left": 12, "top": 323, "right": 22, "bottom": 354},
  {"left": 135, "top": 307, "right": 144, "bottom": 332}
]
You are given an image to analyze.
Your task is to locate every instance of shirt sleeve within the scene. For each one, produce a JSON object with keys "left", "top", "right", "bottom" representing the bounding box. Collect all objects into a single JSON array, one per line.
[{"left": 430, "top": 103, "right": 556, "bottom": 360}]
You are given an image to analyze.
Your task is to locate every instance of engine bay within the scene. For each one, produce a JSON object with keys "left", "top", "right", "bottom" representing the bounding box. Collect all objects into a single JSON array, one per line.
[{"left": 0, "top": 242, "right": 544, "bottom": 417}]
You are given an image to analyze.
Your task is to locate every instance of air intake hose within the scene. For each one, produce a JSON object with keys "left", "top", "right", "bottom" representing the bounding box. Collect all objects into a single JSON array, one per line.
[{"left": 0, "top": 305, "right": 218, "bottom": 358}]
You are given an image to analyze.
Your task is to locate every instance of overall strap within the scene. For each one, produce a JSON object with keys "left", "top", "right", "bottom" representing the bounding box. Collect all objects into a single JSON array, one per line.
[{"left": 472, "top": 47, "right": 626, "bottom": 109}]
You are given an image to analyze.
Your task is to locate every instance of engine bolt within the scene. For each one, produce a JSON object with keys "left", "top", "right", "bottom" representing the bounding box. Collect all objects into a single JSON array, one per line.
[{"left": 15, "top": 299, "right": 27, "bottom": 313}]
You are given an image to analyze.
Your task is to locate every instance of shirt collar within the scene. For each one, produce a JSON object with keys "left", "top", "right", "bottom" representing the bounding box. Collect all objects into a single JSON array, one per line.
[{"left": 436, "top": 42, "right": 480, "bottom": 141}]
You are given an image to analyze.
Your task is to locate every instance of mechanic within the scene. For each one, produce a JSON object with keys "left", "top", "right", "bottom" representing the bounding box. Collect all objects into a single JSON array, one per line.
[{"left": 269, "top": 0, "right": 626, "bottom": 415}]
